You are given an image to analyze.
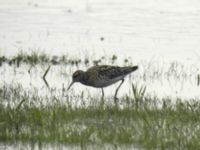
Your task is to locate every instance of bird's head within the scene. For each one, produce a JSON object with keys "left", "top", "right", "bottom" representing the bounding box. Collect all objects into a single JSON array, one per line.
[{"left": 67, "top": 70, "right": 85, "bottom": 91}]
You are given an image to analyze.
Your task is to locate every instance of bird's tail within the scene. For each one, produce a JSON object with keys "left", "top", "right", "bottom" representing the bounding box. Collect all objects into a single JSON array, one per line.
[
  {"left": 132, "top": 66, "right": 138, "bottom": 71},
  {"left": 120, "top": 66, "right": 138, "bottom": 75}
]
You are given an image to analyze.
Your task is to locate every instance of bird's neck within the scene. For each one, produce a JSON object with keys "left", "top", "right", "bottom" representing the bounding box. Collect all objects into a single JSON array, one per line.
[{"left": 79, "top": 72, "right": 89, "bottom": 85}]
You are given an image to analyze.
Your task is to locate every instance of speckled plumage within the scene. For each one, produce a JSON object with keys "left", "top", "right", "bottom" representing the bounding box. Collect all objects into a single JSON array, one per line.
[{"left": 67, "top": 65, "right": 138, "bottom": 103}]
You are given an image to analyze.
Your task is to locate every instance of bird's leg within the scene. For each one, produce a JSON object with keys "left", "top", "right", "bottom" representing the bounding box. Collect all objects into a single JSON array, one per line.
[
  {"left": 101, "top": 88, "right": 104, "bottom": 100},
  {"left": 114, "top": 79, "right": 124, "bottom": 104}
]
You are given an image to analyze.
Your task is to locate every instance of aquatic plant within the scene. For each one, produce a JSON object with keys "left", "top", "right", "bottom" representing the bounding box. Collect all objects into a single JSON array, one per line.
[{"left": 0, "top": 83, "right": 200, "bottom": 149}]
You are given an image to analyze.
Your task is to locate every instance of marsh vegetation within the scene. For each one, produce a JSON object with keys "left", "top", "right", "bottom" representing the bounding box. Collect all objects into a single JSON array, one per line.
[{"left": 0, "top": 52, "right": 200, "bottom": 150}]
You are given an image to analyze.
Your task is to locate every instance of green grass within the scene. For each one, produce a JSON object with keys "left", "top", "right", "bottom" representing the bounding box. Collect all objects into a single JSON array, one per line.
[{"left": 0, "top": 84, "right": 200, "bottom": 149}]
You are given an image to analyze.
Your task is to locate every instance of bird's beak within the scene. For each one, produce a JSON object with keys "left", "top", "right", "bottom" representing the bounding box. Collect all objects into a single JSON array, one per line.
[{"left": 67, "top": 81, "right": 75, "bottom": 91}]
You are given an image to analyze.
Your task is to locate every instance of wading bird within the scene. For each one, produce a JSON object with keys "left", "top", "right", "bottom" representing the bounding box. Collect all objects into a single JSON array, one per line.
[{"left": 67, "top": 65, "right": 138, "bottom": 104}]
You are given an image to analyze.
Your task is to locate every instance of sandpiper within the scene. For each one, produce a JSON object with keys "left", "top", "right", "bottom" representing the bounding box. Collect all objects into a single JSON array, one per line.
[{"left": 67, "top": 65, "right": 138, "bottom": 103}]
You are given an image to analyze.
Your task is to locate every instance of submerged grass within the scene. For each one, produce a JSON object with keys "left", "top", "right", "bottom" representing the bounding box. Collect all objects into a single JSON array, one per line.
[
  {"left": 0, "top": 51, "right": 81, "bottom": 67},
  {"left": 1, "top": 51, "right": 199, "bottom": 84},
  {"left": 0, "top": 84, "right": 200, "bottom": 149},
  {"left": 0, "top": 51, "right": 123, "bottom": 67}
]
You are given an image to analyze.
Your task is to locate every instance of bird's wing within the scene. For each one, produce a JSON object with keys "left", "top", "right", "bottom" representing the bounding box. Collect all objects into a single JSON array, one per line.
[{"left": 88, "top": 65, "right": 128, "bottom": 79}]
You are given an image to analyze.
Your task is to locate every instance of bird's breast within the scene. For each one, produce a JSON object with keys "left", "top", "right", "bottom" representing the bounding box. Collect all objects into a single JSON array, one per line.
[{"left": 82, "top": 75, "right": 125, "bottom": 88}]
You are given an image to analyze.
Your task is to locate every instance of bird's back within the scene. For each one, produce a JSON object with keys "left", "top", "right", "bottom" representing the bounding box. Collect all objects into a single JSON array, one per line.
[{"left": 85, "top": 65, "right": 138, "bottom": 87}]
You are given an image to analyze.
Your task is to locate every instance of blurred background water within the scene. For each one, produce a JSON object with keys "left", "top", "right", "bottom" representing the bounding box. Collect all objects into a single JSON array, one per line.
[{"left": 1, "top": 0, "right": 200, "bottom": 60}]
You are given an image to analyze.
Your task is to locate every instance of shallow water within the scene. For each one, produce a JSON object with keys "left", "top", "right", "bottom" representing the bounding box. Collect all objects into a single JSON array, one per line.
[
  {"left": 0, "top": 0, "right": 200, "bottom": 99},
  {"left": 0, "top": 142, "right": 140, "bottom": 150},
  {"left": 0, "top": 59, "right": 199, "bottom": 102}
]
